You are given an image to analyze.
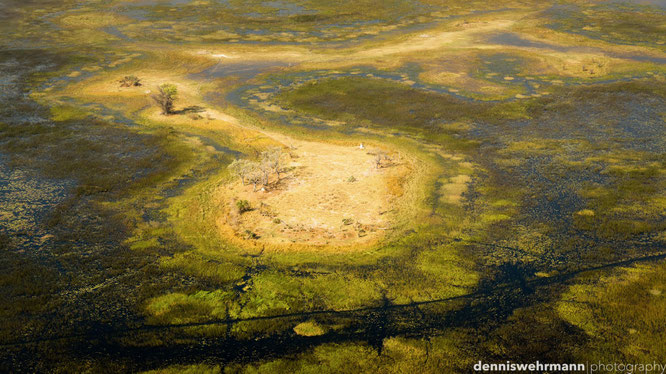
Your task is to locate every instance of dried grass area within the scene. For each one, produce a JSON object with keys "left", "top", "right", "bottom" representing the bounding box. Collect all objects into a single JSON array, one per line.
[{"left": 216, "top": 140, "right": 414, "bottom": 250}]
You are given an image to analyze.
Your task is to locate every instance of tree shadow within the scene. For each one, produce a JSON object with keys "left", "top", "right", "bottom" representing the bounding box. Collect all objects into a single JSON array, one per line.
[{"left": 173, "top": 105, "right": 206, "bottom": 115}]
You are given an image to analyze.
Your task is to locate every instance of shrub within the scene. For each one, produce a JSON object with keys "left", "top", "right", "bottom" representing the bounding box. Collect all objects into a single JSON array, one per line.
[
  {"left": 347, "top": 175, "right": 356, "bottom": 182},
  {"left": 244, "top": 230, "right": 259, "bottom": 239},
  {"left": 236, "top": 199, "right": 251, "bottom": 213},
  {"left": 342, "top": 218, "right": 353, "bottom": 225},
  {"left": 119, "top": 75, "right": 141, "bottom": 87}
]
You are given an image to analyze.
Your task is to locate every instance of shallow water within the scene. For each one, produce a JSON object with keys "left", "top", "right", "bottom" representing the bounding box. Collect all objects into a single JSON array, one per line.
[
  {"left": 0, "top": 159, "right": 74, "bottom": 251},
  {"left": 191, "top": 60, "right": 290, "bottom": 80},
  {"left": 262, "top": 0, "right": 315, "bottom": 17},
  {"left": 613, "top": 0, "right": 666, "bottom": 8},
  {"left": 488, "top": 32, "right": 569, "bottom": 51},
  {"left": 102, "top": 26, "right": 132, "bottom": 41},
  {"left": 488, "top": 32, "right": 666, "bottom": 64}
]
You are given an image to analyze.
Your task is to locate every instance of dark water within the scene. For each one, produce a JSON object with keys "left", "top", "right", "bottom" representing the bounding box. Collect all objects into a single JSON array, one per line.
[{"left": 191, "top": 60, "right": 290, "bottom": 80}]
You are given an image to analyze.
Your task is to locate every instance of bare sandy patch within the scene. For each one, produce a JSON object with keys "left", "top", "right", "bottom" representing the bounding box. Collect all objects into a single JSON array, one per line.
[{"left": 216, "top": 141, "right": 413, "bottom": 250}]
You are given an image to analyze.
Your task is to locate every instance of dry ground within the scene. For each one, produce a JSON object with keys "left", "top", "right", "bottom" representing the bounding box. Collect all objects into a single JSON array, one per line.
[{"left": 217, "top": 140, "right": 412, "bottom": 249}]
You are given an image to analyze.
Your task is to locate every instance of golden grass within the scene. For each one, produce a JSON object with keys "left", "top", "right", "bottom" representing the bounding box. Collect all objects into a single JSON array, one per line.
[{"left": 215, "top": 141, "right": 414, "bottom": 249}]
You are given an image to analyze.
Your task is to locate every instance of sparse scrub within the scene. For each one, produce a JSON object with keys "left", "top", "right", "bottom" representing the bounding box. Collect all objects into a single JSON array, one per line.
[
  {"left": 229, "top": 147, "right": 284, "bottom": 190},
  {"left": 244, "top": 229, "right": 259, "bottom": 240},
  {"left": 119, "top": 75, "right": 141, "bottom": 87},
  {"left": 373, "top": 151, "right": 390, "bottom": 169}
]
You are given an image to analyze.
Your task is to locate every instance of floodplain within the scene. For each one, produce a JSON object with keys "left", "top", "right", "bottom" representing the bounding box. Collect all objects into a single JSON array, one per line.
[{"left": 0, "top": 0, "right": 664, "bottom": 372}]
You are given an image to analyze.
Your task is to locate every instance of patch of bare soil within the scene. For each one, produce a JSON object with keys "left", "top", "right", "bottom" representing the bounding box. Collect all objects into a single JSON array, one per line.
[{"left": 217, "top": 141, "right": 412, "bottom": 250}]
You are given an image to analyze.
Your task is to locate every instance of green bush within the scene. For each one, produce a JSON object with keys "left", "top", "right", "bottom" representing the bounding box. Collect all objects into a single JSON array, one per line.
[
  {"left": 236, "top": 199, "right": 251, "bottom": 213},
  {"left": 244, "top": 230, "right": 259, "bottom": 240}
]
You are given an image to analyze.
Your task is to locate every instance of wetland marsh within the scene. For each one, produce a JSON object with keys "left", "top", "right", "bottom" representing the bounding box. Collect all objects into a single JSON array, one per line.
[{"left": 0, "top": 0, "right": 664, "bottom": 372}]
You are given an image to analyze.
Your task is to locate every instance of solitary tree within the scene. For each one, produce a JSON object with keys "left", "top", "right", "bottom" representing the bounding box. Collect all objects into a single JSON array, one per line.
[{"left": 153, "top": 83, "right": 178, "bottom": 115}]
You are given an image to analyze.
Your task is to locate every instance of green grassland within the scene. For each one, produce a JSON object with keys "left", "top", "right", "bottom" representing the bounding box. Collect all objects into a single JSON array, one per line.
[{"left": 1, "top": 0, "right": 665, "bottom": 372}]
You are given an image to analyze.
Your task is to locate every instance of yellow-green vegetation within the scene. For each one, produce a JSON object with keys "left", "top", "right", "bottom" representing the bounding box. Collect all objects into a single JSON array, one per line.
[
  {"left": 293, "top": 320, "right": 326, "bottom": 336},
  {"left": 274, "top": 76, "right": 529, "bottom": 135},
  {"left": 557, "top": 262, "right": 666, "bottom": 362},
  {"left": 224, "top": 330, "right": 476, "bottom": 373},
  {"left": 146, "top": 290, "right": 239, "bottom": 324},
  {"left": 2, "top": 0, "right": 555, "bottom": 46}
]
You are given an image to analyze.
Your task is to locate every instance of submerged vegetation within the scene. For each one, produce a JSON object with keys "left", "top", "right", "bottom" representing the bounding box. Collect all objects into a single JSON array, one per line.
[{"left": 0, "top": 0, "right": 665, "bottom": 372}]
